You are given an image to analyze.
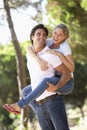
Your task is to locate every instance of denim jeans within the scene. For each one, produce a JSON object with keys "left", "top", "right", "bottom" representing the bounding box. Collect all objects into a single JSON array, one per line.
[
  {"left": 18, "top": 77, "right": 74, "bottom": 108},
  {"left": 21, "top": 88, "right": 70, "bottom": 130},
  {"left": 21, "top": 85, "right": 36, "bottom": 113},
  {"left": 36, "top": 95, "right": 70, "bottom": 130}
]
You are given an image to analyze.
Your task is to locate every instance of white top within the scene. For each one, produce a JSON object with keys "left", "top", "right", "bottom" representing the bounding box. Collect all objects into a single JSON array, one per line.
[
  {"left": 46, "top": 38, "right": 72, "bottom": 56},
  {"left": 26, "top": 46, "right": 62, "bottom": 101},
  {"left": 46, "top": 38, "right": 73, "bottom": 77}
]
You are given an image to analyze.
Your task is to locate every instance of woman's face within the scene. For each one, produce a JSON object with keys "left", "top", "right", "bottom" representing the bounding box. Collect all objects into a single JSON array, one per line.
[{"left": 52, "top": 28, "right": 66, "bottom": 45}]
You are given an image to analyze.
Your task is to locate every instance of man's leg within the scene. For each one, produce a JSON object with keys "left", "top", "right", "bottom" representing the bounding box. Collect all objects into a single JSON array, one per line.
[
  {"left": 45, "top": 95, "right": 70, "bottom": 130},
  {"left": 21, "top": 85, "right": 55, "bottom": 130},
  {"left": 36, "top": 103, "right": 55, "bottom": 130}
]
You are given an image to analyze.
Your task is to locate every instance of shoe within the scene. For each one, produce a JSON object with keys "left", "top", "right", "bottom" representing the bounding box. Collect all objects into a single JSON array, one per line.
[{"left": 3, "top": 104, "right": 21, "bottom": 114}]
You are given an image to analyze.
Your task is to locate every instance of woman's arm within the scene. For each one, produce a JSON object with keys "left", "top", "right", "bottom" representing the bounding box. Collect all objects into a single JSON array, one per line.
[
  {"left": 26, "top": 46, "right": 48, "bottom": 71},
  {"left": 47, "top": 49, "right": 75, "bottom": 72}
]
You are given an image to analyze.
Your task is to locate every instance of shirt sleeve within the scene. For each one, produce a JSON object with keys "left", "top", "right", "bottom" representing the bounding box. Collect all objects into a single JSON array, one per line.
[
  {"left": 46, "top": 38, "right": 53, "bottom": 47},
  {"left": 64, "top": 43, "right": 72, "bottom": 55},
  {"left": 60, "top": 42, "right": 72, "bottom": 56}
]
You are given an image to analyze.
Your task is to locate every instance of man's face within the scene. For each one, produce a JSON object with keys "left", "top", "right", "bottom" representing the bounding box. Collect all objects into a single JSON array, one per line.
[{"left": 31, "top": 28, "right": 47, "bottom": 49}]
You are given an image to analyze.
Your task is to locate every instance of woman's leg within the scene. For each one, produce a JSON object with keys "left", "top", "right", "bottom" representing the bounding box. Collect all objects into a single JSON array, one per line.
[
  {"left": 21, "top": 85, "right": 36, "bottom": 112},
  {"left": 17, "top": 77, "right": 59, "bottom": 108},
  {"left": 3, "top": 77, "right": 74, "bottom": 115},
  {"left": 57, "top": 78, "right": 74, "bottom": 95},
  {"left": 17, "top": 77, "right": 74, "bottom": 108},
  {"left": 21, "top": 85, "right": 32, "bottom": 98}
]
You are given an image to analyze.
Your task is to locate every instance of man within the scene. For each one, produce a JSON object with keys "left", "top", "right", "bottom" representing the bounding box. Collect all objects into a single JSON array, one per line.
[{"left": 3, "top": 24, "right": 71, "bottom": 130}]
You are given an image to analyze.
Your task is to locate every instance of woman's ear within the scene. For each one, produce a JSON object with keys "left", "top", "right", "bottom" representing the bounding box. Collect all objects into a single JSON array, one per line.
[{"left": 63, "top": 35, "right": 67, "bottom": 40}]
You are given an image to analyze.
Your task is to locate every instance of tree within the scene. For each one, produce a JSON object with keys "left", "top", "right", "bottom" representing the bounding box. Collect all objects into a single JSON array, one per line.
[{"left": 3, "top": 0, "right": 29, "bottom": 128}]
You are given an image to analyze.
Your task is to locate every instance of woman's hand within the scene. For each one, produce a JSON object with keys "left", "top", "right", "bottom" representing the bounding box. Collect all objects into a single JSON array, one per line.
[
  {"left": 26, "top": 46, "right": 32, "bottom": 53},
  {"left": 26, "top": 46, "right": 48, "bottom": 71}
]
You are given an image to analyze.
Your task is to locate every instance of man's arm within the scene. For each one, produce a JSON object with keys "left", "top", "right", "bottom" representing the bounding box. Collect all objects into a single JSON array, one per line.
[
  {"left": 46, "top": 63, "right": 71, "bottom": 92},
  {"left": 47, "top": 49, "right": 75, "bottom": 72}
]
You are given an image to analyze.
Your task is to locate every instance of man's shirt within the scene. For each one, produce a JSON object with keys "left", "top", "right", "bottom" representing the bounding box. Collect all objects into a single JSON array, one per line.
[{"left": 26, "top": 46, "right": 62, "bottom": 101}]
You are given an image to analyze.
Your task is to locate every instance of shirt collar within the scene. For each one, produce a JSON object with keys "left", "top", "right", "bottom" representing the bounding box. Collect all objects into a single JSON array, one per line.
[{"left": 38, "top": 45, "right": 49, "bottom": 55}]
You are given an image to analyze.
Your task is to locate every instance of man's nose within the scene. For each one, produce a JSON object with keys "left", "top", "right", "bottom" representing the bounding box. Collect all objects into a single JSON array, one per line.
[{"left": 40, "top": 35, "right": 44, "bottom": 40}]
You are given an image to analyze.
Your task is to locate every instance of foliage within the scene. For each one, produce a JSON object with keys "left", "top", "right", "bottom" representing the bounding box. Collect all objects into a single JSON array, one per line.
[
  {"left": 65, "top": 62, "right": 87, "bottom": 109},
  {"left": 0, "top": 42, "right": 31, "bottom": 128},
  {"left": 0, "top": 42, "right": 31, "bottom": 103},
  {"left": 0, "top": 44, "right": 18, "bottom": 103},
  {"left": 0, "top": 106, "right": 20, "bottom": 130},
  {"left": 46, "top": 0, "right": 87, "bottom": 63},
  {"left": 7, "top": 0, "right": 30, "bottom": 9}
]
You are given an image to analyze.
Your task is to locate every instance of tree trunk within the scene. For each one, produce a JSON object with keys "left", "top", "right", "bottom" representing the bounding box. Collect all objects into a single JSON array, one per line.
[
  {"left": 79, "top": 107, "right": 84, "bottom": 119},
  {"left": 4, "top": 0, "right": 29, "bottom": 128}
]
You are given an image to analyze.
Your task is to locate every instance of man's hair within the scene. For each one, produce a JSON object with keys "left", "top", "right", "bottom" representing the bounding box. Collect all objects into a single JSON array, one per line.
[
  {"left": 30, "top": 24, "right": 48, "bottom": 44},
  {"left": 54, "top": 24, "right": 69, "bottom": 39}
]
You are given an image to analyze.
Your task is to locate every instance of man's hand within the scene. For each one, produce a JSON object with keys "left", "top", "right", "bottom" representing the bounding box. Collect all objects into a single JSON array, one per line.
[
  {"left": 47, "top": 49, "right": 61, "bottom": 57},
  {"left": 46, "top": 82, "right": 57, "bottom": 92}
]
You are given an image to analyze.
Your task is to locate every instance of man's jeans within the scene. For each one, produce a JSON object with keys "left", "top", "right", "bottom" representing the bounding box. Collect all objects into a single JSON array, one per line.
[
  {"left": 21, "top": 88, "right": 70, "bottom": 130},
  {"left": 36, "top": 95, "right": 70, "bottom": 130},
  {"left": 18, "top": 77, "right": 74, "bottom": 108}
]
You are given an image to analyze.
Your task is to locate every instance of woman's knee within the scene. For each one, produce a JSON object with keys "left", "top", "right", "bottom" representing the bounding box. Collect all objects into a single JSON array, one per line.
[{"left": 21, "top": 85, "right": 32, "bottom": 98}]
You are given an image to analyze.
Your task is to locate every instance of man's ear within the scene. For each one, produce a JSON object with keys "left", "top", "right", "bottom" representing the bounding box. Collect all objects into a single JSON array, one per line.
[{"left": 31, "top": 35, "right": 34, "bottom": 40}]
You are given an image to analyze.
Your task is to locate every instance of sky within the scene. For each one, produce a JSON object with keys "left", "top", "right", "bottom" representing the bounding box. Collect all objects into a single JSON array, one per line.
[
  {"left": 0, "top": 12, "right": 37, "bottom": 45},
  {"left": 0, "top": 0, "right": 48, "bottom": 45}
]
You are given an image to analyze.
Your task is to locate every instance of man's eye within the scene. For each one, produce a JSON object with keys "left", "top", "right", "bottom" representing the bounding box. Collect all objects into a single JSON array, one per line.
[
  {"left": 54, "top": 32, "right": 56, "bottom": 34},
  {"left": 43, "top": 34, "right": 47, "bottom": 37},
  {"left": 36, "top": 33, "right": 40, "bottom": 36}
]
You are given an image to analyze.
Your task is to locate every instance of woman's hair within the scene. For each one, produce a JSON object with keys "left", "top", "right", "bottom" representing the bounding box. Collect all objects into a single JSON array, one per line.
[
  {"left": 54, "top": 24, "right": 69, "bottom": 39},
  {"left": 30, "top": 24, "right": 48, "bottom": 44}
]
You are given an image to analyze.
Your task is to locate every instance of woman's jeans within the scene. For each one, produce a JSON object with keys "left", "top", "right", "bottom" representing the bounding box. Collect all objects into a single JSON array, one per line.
[{"left": 18, "top": 77, "right": 74, "bottom": 108}]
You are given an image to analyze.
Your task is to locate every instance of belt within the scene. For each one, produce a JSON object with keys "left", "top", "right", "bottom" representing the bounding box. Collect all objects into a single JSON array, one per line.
[{"left": 37, "top": 94, "right": 58, "bottom": 105}]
